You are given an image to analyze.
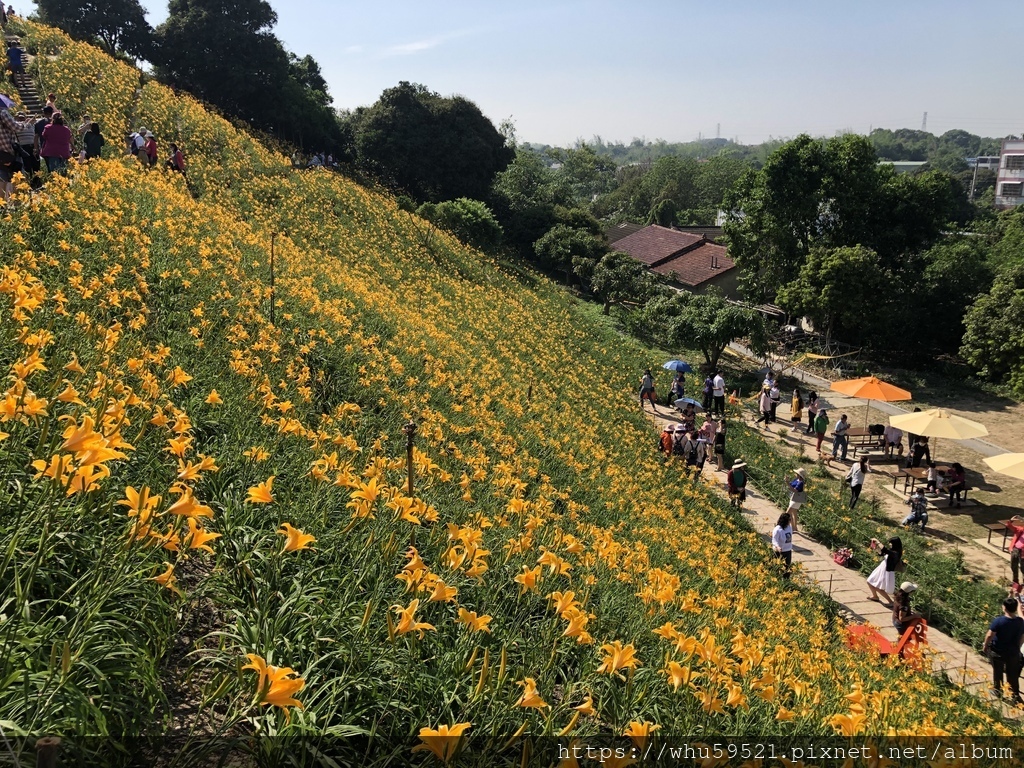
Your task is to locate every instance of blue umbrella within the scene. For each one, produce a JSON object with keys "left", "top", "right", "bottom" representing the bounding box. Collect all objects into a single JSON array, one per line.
[
  {"left": 663, "top": 360, "right": 694, "bottom": 373},
  {"left": 0, "top": 94, "right": 16, "bottom": 111}
]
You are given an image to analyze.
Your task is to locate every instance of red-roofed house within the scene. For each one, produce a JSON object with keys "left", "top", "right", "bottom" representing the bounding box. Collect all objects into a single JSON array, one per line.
[{"left": 612, "top": 224, "right": 739, "bottom": 297}]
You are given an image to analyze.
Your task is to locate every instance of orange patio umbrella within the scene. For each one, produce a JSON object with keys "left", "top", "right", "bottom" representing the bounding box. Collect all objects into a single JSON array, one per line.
[{"left": 830, "top": 376, "right": 912, "bottom": 427}]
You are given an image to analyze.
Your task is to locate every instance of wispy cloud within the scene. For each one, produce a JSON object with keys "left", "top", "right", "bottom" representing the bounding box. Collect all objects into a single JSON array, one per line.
[
  {"left": 383, "top": 38, "right": 443, "bottom": 57},
  {"left": 379, "top": 29, "right": 479, "bottom": 58},
  {"left": 344, "top": 45, "right": 364, "bottom": 55}
]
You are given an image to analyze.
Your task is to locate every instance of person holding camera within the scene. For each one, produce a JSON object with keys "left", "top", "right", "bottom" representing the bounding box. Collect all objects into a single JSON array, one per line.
[
  {"left": 866, "top": 536, "right": 903, "bottom": 606},
  {"left": 983, "top": 597, "right": 1024, "bottom": 703}
]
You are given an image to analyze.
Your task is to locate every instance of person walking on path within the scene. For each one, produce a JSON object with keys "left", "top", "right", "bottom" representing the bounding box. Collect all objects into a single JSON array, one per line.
[
  {"left": 755, "top": 388, "right": 773, "bottom": 430},
  {"left": 867, "top": 536, "right": 903, "bottom": 606},
  {"left": 39, "top": 112, "right": 72, "bottom": 174},
  {"left": 892, "top": 581, "right": 922, "bottom": 635},
  {"left": 790, "top": 388, "right": 803, "bottom": 425},
  {"left": 668, "top": 372, "right": 685, "bottom": 406},
  {"left": 772, "top": 512, "right": 794, "bottom": 578},
  {"left": 846, "top": 457, "right": 870, "bottom": 509},
  {"left": 701, "top": 374, "right": 713, "bottom": 412},
  {"left": 712, "top": 370, "right": 726, "bottom": 417},
  {"left": 786, "top": 467, "right": 807, "bottom": 533},
  {"left": 726, "top": 460, "right": 747, "bottom": 507},
  {"left": 713, "top": 420, "right": 726, "bottom": 471},
  {"left": 639, "top": 369, "right": 657, "bottom": 412},
  {"left": 1009, "top": 516, "right": 1024, "bottom": 594},
  {"left": 768, "top": 382, "right": 781, "bottom": 423},
  {"left": 832, "top": 413, "right": 850, "bottom": 461},
  {"left": 805, "top": 391, "right": 818, "bottom": 434},
  {"left": 814, "top": 409, "right": 829, "bottom": 453},
  {"left": 83, "top": 121, "right": 104, "bottom": 159},
  {"left": 983, "top": 597, "right": 1024, "bottom": 703}
]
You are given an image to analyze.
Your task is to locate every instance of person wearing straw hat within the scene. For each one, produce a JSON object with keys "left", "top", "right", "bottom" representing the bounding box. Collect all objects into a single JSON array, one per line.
[
  {"left": 892, "top": 581, "right": 922, "bottom": 635},
  {"left": 658, "top": 423, "right": 674, "bottom": 456},
  {"left": 786, "top": 467, "right": 807, "bottom": 532},
  {"left": 983, "top": 597, "right": 1024, "bottom": 703},
  {"left": 727, "top": 460, "right": 747, "bottom": 507}
]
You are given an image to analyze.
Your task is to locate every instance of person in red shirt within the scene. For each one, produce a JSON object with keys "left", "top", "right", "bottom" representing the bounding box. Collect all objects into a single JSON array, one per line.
[
  {"left": 1009, "top": 515, "right": 1024, "bottom": 594},
  {"left": 144, "top": 131, "right": 158, "bottom": 167},
  {"left": 165, "top": 142, "right": 186, "bottom": 175},
  {"left": 39, "top": 111, "right": 72, "bottom": 174}
]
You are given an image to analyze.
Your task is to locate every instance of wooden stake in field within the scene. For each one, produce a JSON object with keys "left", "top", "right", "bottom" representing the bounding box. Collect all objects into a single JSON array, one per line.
[{"left": 403, "top": 420, "right": 417, "bottom": 496}]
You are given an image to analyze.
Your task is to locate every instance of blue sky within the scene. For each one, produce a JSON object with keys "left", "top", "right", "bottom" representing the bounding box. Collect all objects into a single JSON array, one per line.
[{"left": 46, "top": 1, "right": 1024, "bottom": 146}]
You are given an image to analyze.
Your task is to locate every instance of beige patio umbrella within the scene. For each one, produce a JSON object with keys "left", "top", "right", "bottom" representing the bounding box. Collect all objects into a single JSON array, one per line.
[
  {"left": 889, "top": 408, "right": 988, "bottom": 461},
  {"left": 983, "top": 453, "right": 1024, "bottom": 481}
]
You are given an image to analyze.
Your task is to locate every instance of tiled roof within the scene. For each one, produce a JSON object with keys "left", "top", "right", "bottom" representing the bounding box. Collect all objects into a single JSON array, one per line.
[
  {"left": 649, "top": 242, "right": 735, "bottom": 287},
  {"left": 612, "top": 225, "right": 703, "bottom": 266},
  {"left": 605, "top": 222, "right": 644, "bottom": 244}
]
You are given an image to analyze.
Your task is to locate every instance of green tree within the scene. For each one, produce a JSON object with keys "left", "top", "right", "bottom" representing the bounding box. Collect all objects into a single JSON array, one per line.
[
  {"left": 633, "top": 289, "right": 768, "bottom": 371},
  {"left": 417, "top": 198, "right": 503, "bottom": 251},
  {"left": 724, "top": 133, "right": 963, "bottom": 302},
  {"left": 961, "top": 266, "right": 1024, "bottom": 392},
  {"left": 776, "top": 245, "right": 891, "bottom": 345},
  {"left": 489, "top": 148, "right": 564, "bottom": 254},
  {"left": 156, "top": 0, "right": 342, "bottom": 151},
  {"left": 914, "top": 239, "right": 994, "bottom": 352},
  {"left": 533, "top": 223, "right": 607, "bottom": 284},
  {"left": 36, "top": 0, "right": 153, "bottom": 60},
  {"left": 589, "top": 251, "right": 660, "bottom": 314},
  {"left": 547, "top": 143, "right": 617, "bottom": 204},
  {"left": 349, "top": 82, "right": 513, "bottom": 203}
]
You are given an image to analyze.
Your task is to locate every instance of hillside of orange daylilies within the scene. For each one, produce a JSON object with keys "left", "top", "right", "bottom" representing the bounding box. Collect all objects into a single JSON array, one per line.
[{"left": 0, "top": 19, "right": 1019, "bottom": 767}]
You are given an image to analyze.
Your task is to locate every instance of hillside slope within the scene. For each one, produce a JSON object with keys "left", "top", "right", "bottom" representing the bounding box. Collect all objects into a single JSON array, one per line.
[{"left": 0, "top": 20, "right": 1017, "bottom": 766}]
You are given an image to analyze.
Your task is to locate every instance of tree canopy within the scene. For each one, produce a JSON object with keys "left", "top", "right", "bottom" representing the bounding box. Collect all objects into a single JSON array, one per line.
[
  {"left": 36, "top": 0, "right": 154, "bottom": 60},
  {"left": 723, "top": 133, "right": 965, "bottom": 302},
  {"left": 155, "top": 0, "right": 343, "bottom": 151},
  {"left": 589, "top": 251, "right": 660, "bottom": 315},
  {"left": 345, "top": 82, "right": 514, "bottom": 203},
  {"left": 961, "top": 266, "right": 1024, "bottom": 394},
  {"left": 632, "top": 289, "right": 768, "bottom": 371}
]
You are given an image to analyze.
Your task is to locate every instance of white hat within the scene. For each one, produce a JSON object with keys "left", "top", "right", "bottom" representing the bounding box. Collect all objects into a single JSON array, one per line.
[
  {"left": 662, "top": 424, "right": 672, "bottom": 432},
  {"left": 900, "top": 581, "right": 919, "bottom": 594},
  {"left": 795, "top": 467, "right": 806, "bottom": 477},
  {"left": 732, "top": 460, "right": 747, "bottom": 469}
]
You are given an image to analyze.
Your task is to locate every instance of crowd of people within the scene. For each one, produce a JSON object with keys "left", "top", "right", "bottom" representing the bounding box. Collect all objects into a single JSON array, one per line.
[
  {"left": 644, "top": 363, "right": 1024, "bottom": 692},
  {"left": 0, "top": 43, "right": 188, "bottom": 198}
]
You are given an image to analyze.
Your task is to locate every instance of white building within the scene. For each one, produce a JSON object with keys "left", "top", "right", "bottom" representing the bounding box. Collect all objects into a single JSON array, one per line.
[{"left": 995, "top": 139, "right": 1024, "bottom": 209}]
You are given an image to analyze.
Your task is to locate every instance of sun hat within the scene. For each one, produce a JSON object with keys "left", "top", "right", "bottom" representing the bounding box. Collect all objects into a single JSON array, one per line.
[
  {"left": 673, "top": 424, "right": 685, "bottom": 432},
  {"left": 732, "top": 460, "right": 747, "bottom": 469},
  {"left": 662, "top": 424, "right": 672, "bottom": 432},
  {"left": 900, "top": 581, "right": 919, "bottom": 594},
  {"left": 795, "top": 468, "right": 806, "bottom": 477}
]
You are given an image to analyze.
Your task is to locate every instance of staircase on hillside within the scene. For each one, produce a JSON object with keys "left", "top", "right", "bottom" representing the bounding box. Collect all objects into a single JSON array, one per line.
[{"left": 5, "top": 34, "right": 43, "bottom": 114}]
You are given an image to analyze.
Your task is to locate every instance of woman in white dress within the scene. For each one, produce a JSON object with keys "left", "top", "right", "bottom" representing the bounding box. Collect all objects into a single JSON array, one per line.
[{"left": 866, "top": 536, "right": 903, "bottom": 606}]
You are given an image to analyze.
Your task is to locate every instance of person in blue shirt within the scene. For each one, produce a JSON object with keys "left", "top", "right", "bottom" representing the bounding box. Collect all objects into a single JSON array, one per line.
[
  {"left": 983, "top": 597, "right": 1024, "bottom": 702},
  {"left": 7, "top": 41, "right": 22, "bottom": 74}
]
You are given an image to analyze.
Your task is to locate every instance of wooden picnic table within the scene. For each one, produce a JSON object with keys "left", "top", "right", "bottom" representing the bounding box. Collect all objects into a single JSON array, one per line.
[
  {"left": 892, "top": 465, "right": 952, "bottom": 494},
  {"left": 985, "top": 519, "right": 1015, "bottom": 551},
  {"left": 833, "top": 427, "right": 878, "bottom": 457}
]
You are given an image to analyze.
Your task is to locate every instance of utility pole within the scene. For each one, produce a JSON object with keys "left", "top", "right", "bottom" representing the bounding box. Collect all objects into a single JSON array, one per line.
[
  {"left": 921, "top": 112, "right": 928, "bottom": 132},
  {"left": 716, "top": 123, "right": 721, "bottom": 139},
  {"left": 969, "top": 158, "right": 980, "bottom": 200}
]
